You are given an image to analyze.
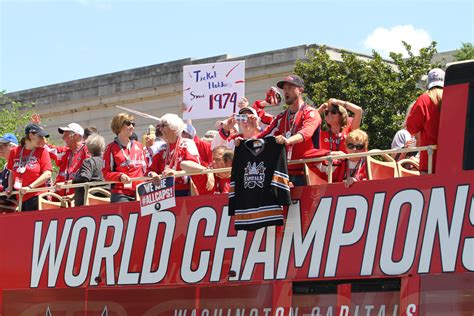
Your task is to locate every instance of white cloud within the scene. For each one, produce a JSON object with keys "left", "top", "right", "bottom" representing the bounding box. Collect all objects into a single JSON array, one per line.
[{"left": 363, "top": 25, "right": 432, "bottom": 58}]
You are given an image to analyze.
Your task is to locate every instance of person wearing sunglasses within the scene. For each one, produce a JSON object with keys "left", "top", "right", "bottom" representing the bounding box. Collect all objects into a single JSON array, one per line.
[
  {"left": 103, "top": 113, "right": 147, "bottom": 203},
  {"left": 331, "top": 129, "right": 369, "bottom": 188},
  {"left": 148, "top": 113, "right": 214, "bottom": 197},
  {"left": 318, "top": 98, "right": 363, "bottom": 153},
  {"left": 5, "top": 124, "right": 53, "bottom": 211}
]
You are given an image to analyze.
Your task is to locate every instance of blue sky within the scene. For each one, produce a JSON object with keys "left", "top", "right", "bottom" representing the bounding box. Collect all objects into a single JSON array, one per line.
[{"left": 1, "top": 0, "right": 473, "bottom": 92}]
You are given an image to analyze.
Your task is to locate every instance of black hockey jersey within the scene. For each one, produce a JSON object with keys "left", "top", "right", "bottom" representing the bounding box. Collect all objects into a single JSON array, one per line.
[{"left": 229, "top": 137, "right": 291, "bottom": 231}]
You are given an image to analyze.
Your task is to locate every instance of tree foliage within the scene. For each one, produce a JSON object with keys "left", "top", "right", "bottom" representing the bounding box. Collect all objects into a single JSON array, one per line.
[
  {"left": 0, "top": 91, "right": 33, "bottom": 139},
  {"left": 0, "top": 91, "right": 33, "bottom": 167},
  {"left": 453, "top": 42, "right": 474, "bottom": 61},
  {"left": 295, "top": 42, "right": 439, "bottom": 149}
]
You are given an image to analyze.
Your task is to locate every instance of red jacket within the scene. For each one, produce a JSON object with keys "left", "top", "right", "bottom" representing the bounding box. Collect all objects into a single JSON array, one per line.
[
  {"left": 103, "top": 139, "right": 146, "bottom": 196},
  {"left": 148, "top": 138, "right": 210, "bottom": 195},
  {"left": 55, "top": 144, "right": 90, "bottom": 195},
  {"left": 406, "top": 93, "right": 440, "bottom": 172},
  {"left": 332, "top": 159, "right": 368, "bottom": 183},
  {"left": 258, "top": 103, "right": 322, "bottom": 175},
  {"left": 252, "top": 100, "right": 274, "bottom": 125}
]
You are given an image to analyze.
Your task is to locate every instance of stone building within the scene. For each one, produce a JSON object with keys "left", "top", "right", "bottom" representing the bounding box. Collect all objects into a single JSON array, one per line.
[{"left": 5, "top": 44, "right": 375, "bottom": 143}]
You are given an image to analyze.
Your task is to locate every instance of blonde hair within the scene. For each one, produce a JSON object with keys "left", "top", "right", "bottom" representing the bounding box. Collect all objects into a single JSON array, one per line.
[
  {"left": 427, "top": 87, "right": 443, "bottom": 107},
  {"left": 111, "top": 113, "right": 134, "bottom": 135},
  {"left": 346, "top": 129, "right": 369, "bottom": 149},
  {"left": 403, "top": 101, "right": 416, "bottom": 128}
]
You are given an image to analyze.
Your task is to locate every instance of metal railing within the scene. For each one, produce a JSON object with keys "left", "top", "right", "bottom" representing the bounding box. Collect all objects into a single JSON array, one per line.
[{"left": 0, "top": 145, "right": 436, "bottom": 212}]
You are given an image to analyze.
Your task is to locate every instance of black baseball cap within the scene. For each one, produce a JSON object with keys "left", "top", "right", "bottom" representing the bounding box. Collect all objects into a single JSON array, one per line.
[
  {"left": 25, "top": 123, "right": 49, "bottom": 137},
  {"left": 277, "top": 74, "right": 305, "bottom": 89}
]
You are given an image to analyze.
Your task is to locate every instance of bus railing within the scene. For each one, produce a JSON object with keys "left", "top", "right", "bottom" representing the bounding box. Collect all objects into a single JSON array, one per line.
[{"left": 0, "top": 145, "right": 436, "bottom": 212}]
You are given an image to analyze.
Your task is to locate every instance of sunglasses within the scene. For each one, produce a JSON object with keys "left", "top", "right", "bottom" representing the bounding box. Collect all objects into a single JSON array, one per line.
[
  {"left": 124, "top": 121, "right": 136, "bottom": 127},
  {"left": 347, "top": 143, "right": 365, "bottom": 150},
  {"left": 325, "top": 107, "right": 339, "bottom": 116}
]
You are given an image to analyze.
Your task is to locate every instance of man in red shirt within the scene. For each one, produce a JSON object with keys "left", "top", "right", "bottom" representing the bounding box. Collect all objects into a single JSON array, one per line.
[
  {"left": 54, "top": 123, "right": 90, "bottom": 196},
  {"left": 258, "top": 75, "right": 324, "bottom": 186}
]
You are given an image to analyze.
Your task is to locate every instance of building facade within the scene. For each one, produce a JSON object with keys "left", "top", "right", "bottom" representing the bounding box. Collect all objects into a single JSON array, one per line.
[{"left": 6, "top": 44, "right": 372, "bottom": 142}]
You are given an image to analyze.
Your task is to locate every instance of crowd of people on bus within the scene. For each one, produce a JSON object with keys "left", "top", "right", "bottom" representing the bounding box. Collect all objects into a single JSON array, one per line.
[{"left": 0, "top": 67, "right": 445, "bottom": 212}]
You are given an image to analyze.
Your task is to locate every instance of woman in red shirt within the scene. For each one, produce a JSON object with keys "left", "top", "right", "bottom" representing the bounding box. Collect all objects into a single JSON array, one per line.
[
  {"left": 406, "top": 68, "right": 444, "bottom": 173},
  {"left": 103, "top": 113, "right": 147, "bottom": 203},
  {"left": 148, "top": 113, "right": 214, "bottom": 197},
  {"left": 6, "top": 124, "right": 52, "bottom": 211},
  {"left": 318, "top": 98, "right": 363, "bottom": 152}
]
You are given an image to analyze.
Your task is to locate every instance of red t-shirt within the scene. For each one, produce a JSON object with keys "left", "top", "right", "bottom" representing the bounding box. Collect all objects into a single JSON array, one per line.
[
  {"left": 103, "top": 139, "right": 146, "bottom": 196},
  {"left": 406, "top": 93, "right": 440, "bottom": 172},
  {"left": 7, "top": 146, "right": 52, "bottom": 202},
  {"left": 55, "top": 144, "right": 90, "bottom": 195},
  {"left": 149, "top": 138, "right": 209, "bottom": 194},
  {"left": 320, "top": 125, "right": 352, "bottom": 152},
  {"left": 258, "top": 104, "right": 322, "bottom": 175}
]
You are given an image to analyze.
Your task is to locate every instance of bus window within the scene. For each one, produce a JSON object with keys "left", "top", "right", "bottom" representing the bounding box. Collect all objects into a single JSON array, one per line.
[
  {"left": 420, "top": 273, "right": 474, "bottom": 315},
  {"left": 293, "top": 278, "right": 400, "bottom": 315}
]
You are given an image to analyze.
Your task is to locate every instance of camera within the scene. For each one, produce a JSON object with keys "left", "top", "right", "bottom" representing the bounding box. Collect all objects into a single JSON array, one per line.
[{"left": 235, "top": 114, "right": 248, "bottom": 122}]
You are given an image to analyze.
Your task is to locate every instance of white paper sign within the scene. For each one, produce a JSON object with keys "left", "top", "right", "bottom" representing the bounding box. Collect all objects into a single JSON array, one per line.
[
  {"left": 183, "top": 60, "right": 245, "bottom": 120},
  {"left": 138, "top": 177, "right": 176, "bottom": 216}
]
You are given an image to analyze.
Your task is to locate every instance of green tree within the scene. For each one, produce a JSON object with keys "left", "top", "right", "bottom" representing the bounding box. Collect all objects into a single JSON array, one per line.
[
  {"left": 0, "top": 91, "right": 33, "bottom": 167},
  {"left": 295, "top": 42, "right": 439, "bottom": 149},
  {"left": 453, "top": 42, "right": 474, "bottom": 61}
]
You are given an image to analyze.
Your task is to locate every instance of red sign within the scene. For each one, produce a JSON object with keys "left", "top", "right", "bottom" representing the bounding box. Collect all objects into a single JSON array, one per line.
[{"left": 0, "top": 172, "right": 473, "bottom": 314}]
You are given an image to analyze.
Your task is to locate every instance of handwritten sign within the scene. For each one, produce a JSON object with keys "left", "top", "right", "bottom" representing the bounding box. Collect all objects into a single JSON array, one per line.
[
  {"left": 183, "top": 60, "right": 245, "bottom": 120},
  {"left": 138, "top": 177, "right": 176, "bottom": 216}
]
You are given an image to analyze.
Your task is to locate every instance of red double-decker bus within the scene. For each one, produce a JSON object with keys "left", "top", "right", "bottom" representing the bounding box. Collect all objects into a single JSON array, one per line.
[{"left": 0, "top": 61, "right": 473, "bottom": 315}]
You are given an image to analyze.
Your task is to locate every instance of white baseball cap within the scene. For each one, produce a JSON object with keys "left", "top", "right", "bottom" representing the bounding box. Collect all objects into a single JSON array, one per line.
[
  {"left": 427, "top": 68, "right": 445, "bottom": 90},
  {"left": 58, "top": 123, "right": 84, "bottom": 136}
]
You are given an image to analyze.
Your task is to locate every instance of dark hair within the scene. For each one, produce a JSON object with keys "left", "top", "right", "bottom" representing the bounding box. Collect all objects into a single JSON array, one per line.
[
  {"left": 84, "top": 126, "right": 98, "bottom": 139},
  {"left": 19, "top": 134, "right": 33, "bottom": 147},
  {"left": 130, "top": 132, "right": 139, "bottom": 142},
  {"left": 222, "top": 150, "right": 234, "bottom": 164}
]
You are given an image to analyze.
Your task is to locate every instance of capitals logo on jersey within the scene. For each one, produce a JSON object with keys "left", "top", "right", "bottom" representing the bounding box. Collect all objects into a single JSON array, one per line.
[{"left": 244, "top": 162, "right": 266, "bottom": 189}]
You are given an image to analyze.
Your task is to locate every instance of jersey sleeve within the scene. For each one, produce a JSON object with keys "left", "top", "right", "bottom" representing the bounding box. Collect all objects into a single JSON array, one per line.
[
  {"left": 6, "top": 147, "right": 17, "bottom": 170},
  {"left": 228, "top": 148, "right": 238, "bottom": 216},
  {"left": 39, "top": 148, "right": 53, "bottom": 172},
  {"left": 102, "top": 143, "right": 122, "bottom": 181},
  {"left": 298, "top": 108, "right": 321, "bottom": 141},
  {"left": 252, "top": 100, "right": 274, "bottom": 125},
  {"left": 270, "top": 143, "right": 291, "bottom": 206}
]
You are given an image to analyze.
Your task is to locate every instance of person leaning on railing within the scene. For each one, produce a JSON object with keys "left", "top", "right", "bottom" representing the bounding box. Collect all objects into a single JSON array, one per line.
[
  {"left": 330, "top": 129, "right": 369, "bottom": 188},
  {"left": 147, "top": 113, "right": 214, "bottom": 197},
  {"left": 103, "top": 113, "right": 147, "bottom": 203},
  {"left": 71, "top": 134, "right": 106, "bottom": 206},
  {"left": 5, "top": 124, "right": 52, "bottom": 211}
]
